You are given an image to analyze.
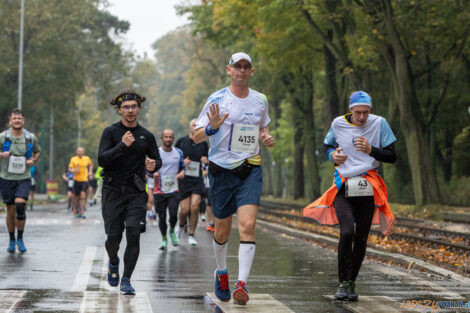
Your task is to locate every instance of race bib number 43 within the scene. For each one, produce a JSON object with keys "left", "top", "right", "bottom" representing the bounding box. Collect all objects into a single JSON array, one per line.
[
  {"left": 345, "top": 176, "right": 374, "bottom": 197},
  {"left": 229, "top": 124, "right": 259, "bottom": 154},
  {"left": 7, "top": 156, "right": 26, "bottom": 174}
]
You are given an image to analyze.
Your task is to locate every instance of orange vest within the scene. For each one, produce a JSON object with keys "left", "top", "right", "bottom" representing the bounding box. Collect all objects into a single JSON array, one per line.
[{"left": 301, "top": 169, "right": 395, "bottom": 236}]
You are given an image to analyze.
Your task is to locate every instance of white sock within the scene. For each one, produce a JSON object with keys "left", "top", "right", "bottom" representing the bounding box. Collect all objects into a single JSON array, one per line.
[
  {"left": 238, "top": 242, "right": 256, "bottom": 282},
  {"left": 213, "top": 238, "right": 228, "bottom": 272}
]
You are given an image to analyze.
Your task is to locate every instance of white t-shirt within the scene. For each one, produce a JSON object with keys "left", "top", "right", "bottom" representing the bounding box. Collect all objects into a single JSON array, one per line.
[
  {"left": 324, "top": 114, "right": 396, "bottom": 178},
  {"left": 195, "top": 87, "right": 271, "bottom": 169},
  {"left": 154, "top": 147, "right": 184, "bottom": 194}
]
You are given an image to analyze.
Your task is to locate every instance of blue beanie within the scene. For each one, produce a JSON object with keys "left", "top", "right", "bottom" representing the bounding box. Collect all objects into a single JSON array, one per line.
[{"left": 349, "top": 91, "right": 372, "bottom": 108}]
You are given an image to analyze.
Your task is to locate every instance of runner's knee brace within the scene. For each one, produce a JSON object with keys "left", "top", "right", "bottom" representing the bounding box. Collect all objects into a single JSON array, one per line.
[{"left": 16, "top": 202, "right": 26, "bottom": 220}]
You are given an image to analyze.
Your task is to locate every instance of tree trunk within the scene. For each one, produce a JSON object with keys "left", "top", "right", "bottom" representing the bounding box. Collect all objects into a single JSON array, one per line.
[
  {"left": 382, "top": 0, "right": 440, "bottom": 206},
  {"left": 270, "top": 97, "right": 284, "bottom": 197},
  {"left": 292, "top": 99, "right": 305, "bottom": 199},
  {"left": 303, "top": 74, "right": 321, "bottom": 199},
  {"left": 323, "top": 30, "right": 340, "bottom": 127},
  {"left": 260, "top": 144, "right": 273, "bottom": 195}
]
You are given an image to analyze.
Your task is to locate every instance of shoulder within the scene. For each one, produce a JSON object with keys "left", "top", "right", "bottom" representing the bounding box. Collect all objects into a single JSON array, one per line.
[
  {"left": 249, "top": 89, "right": 267, "bottom": 103},
  {"left": 332, "top": 115, "right": 346, "bottom": 127},
  {"left": 174, "top": 147, "right": 183, "bottom": 157},
  {"left": 207, "top": 87, "right": 229, "bottom": 103}
]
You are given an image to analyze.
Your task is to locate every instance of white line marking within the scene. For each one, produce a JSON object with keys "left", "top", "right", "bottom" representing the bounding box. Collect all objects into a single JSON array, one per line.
[
  {"left": 0, "top": 290, "right": 26, "bottom": 313},
  {"left": 71, "top": 246, "right": 97, "bottom": 292},
  {"left": 207, "top": 293, "right": 294, "bottom": 312},
  {"left": 100, "top": 248, "right": 113, "bottom": 292}
]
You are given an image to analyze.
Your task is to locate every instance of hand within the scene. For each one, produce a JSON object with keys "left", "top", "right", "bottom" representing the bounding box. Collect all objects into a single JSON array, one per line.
[
  {"left": 201, "top": 156, "right": 208, "bottom": 165},
  {"left": 1, "top": 151, "right": 10, "bottom": 159},
  {"left": 26, "top": 159, "right": 34, "bottom": 166},
  {"left": 332, "top": 147, "right": 348, "bottom": 165},
  {"left": 176, "top": 171, "right": 185, "bottom": 180},
  {"left": 206, "top": 103, "right": 229, "bottom": 130},
  {"left": 261, "top": 131, "right": 274, "bottom": 147},
  {"left": 153, "top": 172, "right": 160, "bottom": 179},
  {"left": 353, "top": 136, "right": 372, "bottom": 154},
  {"left": 146, "top": 158, "right": 156, "bottom": 172},
  {"left": 122, "top": 131, "right": 135, "bottom": 147},
  {"left": 184, "top": 157, "right": 191, "bottom": 166}
]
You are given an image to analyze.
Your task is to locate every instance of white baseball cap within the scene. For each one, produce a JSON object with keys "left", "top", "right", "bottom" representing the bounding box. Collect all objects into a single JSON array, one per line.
[{"left": 229, "top": 52, "right": 252, "bottom": 66}]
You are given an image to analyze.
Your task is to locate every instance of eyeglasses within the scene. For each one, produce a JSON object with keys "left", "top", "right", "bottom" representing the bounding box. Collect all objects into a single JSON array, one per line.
[
  {"left": 121, "top": 104, "right": 138, "bottom": 111},
  {"left": 230, "top": 64, "right": 252, "bottom": 71}
]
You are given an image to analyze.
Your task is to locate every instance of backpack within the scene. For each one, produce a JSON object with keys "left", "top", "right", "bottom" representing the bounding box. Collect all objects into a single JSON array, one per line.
[{"left": 1, "top": 128, "right": 33, "bottom": 158}]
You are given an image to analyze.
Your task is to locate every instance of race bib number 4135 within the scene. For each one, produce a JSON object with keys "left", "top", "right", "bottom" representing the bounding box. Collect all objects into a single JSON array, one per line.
[{"left": 229, "top": 124, "right": 259, "bottom": 154}]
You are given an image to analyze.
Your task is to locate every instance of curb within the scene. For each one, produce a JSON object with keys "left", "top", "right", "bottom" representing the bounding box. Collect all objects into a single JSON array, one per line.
[{"left": 257, "top": 218, "right": 470, "bottom": 284}]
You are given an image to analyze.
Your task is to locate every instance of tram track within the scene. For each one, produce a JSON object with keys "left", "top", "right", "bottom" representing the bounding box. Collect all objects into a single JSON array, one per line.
[{"left": 259, "top": 200, "right": 470, "bottom": 255}]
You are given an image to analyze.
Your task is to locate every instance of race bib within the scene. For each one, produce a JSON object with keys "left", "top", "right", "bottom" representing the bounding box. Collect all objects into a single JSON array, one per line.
[
  {"left": 345, "top": 176, "right": 374, "bottom": 197},
  {"left": 161, "top": 176, "right": 178, "bottom": 193},
  {"left": 31, "top": 177, "right": 36, "bottom": 186},
  {"left": 147, "top": 178, "right": 155, "bottom": 189},
  {"left": 185, "top": 161, "right": 200, "bottom": 177},
  {"left": 68, "top": 180, "right": 74, "bottom": 188},
  {"left": 229, "top": 124, "right": 259, "bottom": 154},
  {"left": 7, "top": 156, "right": 26, "bottom": 174}
]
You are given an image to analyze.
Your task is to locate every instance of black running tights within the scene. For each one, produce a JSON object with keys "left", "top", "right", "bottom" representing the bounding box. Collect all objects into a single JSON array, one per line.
[
  {"left": 105, "top": 227, "right": 141, "bottom": 279},
  {"left": 334, "top": 185, "right": 375, "bottom": 282},
  {"left": 156, "top": 196, "right": 179, "bottom": 236}
]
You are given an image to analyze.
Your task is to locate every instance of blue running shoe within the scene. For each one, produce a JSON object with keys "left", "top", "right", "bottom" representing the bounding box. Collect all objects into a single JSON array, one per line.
[
  {"left": 120, "top": 277, "right": 135, "bottom": 295},
  {"left": 7, "top": 240, "right": 15, "bottom": 253},
  {"left": 16, "top": 239, "right": 27, "bottom": 253},
  {"left": 233, "top": 280, "right": 249, "bottom": 305},
  {"left": 214, "top": 269, "right": 230, "bottom": 302},
  {"left": 108, "top": 261, "right": 120, "bottom": 287}
]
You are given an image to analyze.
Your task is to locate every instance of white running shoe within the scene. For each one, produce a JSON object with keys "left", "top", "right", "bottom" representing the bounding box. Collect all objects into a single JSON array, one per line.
[
  {"left": 188, "top": 236, "right": 198, "bottom": 246},
  {"left": 175, "top": 225, "right": 184, "bottom": 239}
]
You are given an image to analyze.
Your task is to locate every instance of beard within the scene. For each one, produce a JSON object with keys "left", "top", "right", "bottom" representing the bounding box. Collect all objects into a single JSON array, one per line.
[{"left": 163, "top": 141, "right": 173, "bottom": 148}]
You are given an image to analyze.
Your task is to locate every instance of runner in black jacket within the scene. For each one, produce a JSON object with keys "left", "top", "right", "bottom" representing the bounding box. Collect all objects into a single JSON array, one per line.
[{"left": 98, "top": 88, "right": 161, "bottom": 295}]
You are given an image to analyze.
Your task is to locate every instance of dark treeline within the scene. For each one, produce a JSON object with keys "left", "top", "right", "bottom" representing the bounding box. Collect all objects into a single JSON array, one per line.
[{"left": 1, "top": 0, "right": 469, "bottom": 208}]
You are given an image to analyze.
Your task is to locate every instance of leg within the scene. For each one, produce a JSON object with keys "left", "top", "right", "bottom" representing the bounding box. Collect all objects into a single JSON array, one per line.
[
  {"left": 123, "top": 227, "right": 141, "bottom": 279},
  {"left": 147, "top": 192, "right": 154, "bottom": 213},
  {"left": 188, "top": 193, "right": 201, "bottom": 236},
  {"left": 349, "top": 196, "right": 375, "bottom": 282},
  {"left": 6, "top": 204, "right": 16, "bottom": 234},
  {"left": 155, "top": 196, "right": 169, "bottom": 237},
  {"left": 105, "top": 233, "right": 123, "bottom": 265},
  {"left": 79, "top": 190, "right": 87, "bottom": 214},
  {"left": 72, "top": 193, "right": 79, "bottom": 215},
  {"left": 15, "top": 198, "right": 27, "bottom": 232},
  {"left": 178, "top": 197, "right": 190, "bottom": 227},
  {"left": 334, "top": 187, "right": 355, "bottom": 283},
  {"left": 168, "top": 196, "right": 179, "bottom": 230},
  {"left": 237, "top": 204, "right": 258, "bottom": 283},
  {"left": 213, "top": 215, "right": 232, "bottom": 271}
]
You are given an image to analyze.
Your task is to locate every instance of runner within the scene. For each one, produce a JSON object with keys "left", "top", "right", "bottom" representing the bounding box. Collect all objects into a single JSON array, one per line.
[
  {"left": 0, "top": 108, "right": 41, "bottom": 253},
  {"left": 62, "top": 168, "right": 75, "bottom": 210},
  {"left": 193, "top": 52, "right": 274, "bottom": 304},
  {"left": 88, "top": 168, "right": 98, "bottom": 206},
  {"left": 145, "top": 171, "right": 156, "bottom": 221},
  {"left": 175, "top": 119, "right": 209, "bottom": 246},
  {"left": 302, "top": 91, "right": 397, "bottom": 301},
  {"left": 98, "top": 88, "right": 161, "bottom": 295},
  {"left": 201, "top": 164, "right": 215, "bottom": 232},
  {"left": 28, "top": 165, "right": 37, "bottom": 211},
  {"left": 68, "top": 147, "right": 93, "bottom": 218},
  {"left": 153, "top": 129, "right": 184, "bottom": 250}
]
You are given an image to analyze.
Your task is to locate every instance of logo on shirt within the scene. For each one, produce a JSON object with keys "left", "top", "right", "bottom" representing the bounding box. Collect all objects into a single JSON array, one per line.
[{"left": 139, "top": 136, "right": 145, "bottom": 140}]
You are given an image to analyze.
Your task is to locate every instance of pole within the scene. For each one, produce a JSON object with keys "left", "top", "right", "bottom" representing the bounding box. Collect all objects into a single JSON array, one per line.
[
  {"left": 78, "top": 96, "right": 82, "bottom": 147},
  {"left": 17, "top": 0, "right": 25, "bottom": 110},
  {"left": 49, "top": 110, "right": 54, "bottom": 180}
]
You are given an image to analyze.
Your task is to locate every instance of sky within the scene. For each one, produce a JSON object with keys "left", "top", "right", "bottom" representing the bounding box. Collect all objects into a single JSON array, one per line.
[{"left": 105, "top": 0, "right": 194, "bottom": 59}]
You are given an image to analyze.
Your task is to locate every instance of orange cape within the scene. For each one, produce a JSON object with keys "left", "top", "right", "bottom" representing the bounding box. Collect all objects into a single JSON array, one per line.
[{"left": 301, "top": 169, "right": 395, "bottom": 236}]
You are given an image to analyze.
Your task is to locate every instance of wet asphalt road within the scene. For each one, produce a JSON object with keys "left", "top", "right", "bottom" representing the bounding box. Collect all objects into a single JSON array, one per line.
[{"left": 0, "top": 202, "right": 469, "bottom": 312}]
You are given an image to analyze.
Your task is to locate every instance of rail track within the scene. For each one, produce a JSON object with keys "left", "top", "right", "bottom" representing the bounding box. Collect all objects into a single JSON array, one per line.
[{"left": 259, "top": 200, "right": 470, "bottom": 255}]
